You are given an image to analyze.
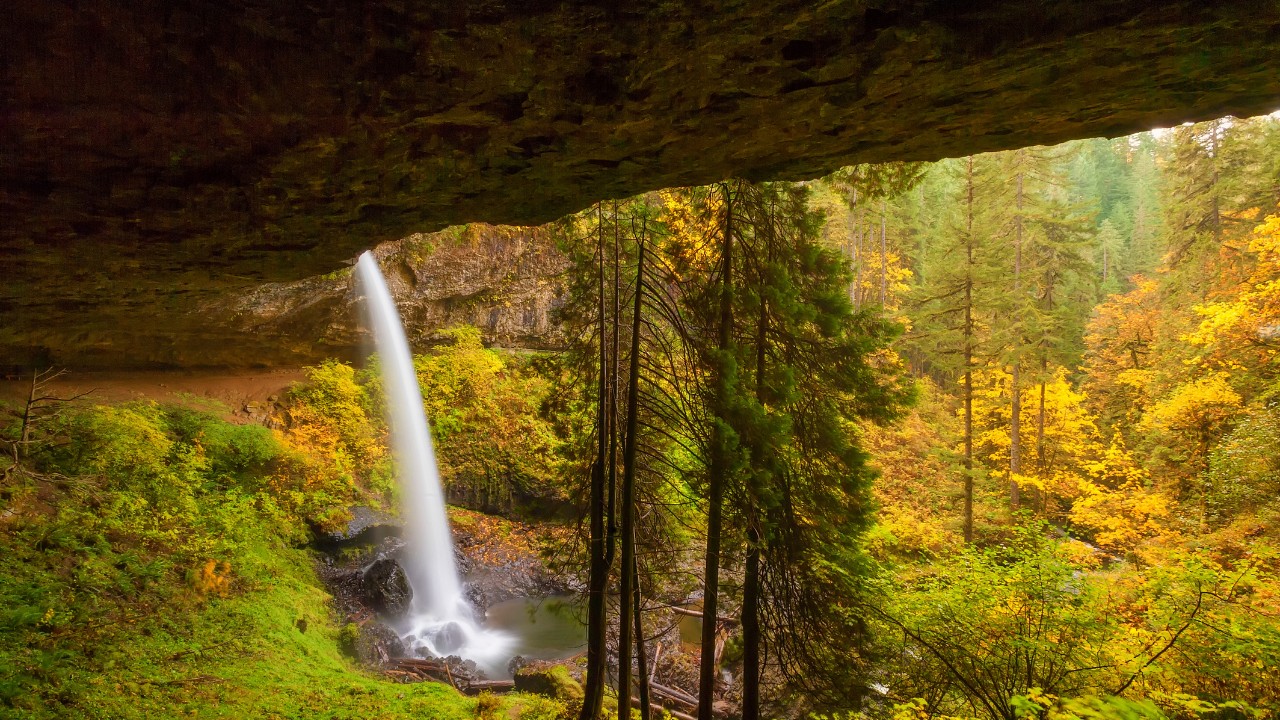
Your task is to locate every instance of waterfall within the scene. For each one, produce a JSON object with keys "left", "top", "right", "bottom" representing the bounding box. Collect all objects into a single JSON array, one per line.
[{"left": 354, "top": 251, "right": 509, "bottom": 670}]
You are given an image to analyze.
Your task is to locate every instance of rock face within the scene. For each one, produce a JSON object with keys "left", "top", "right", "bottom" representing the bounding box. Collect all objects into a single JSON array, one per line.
[
  {"left": 218, "top": 224, "right": 568, "bottom": 366},
  {"left": 315, "top": 506, "right": 404, "bottom": 551},
  {"left": 3, "top": 1, "right": 1279, "bottom": 368}
]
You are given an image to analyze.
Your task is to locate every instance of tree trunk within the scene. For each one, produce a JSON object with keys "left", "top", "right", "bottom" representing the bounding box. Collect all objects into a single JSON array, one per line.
[
  {"left": 698, "top": 182, "right": 735, "bottom": 720},
  {"left": 633, "top": 553, "right": 651, "bottom": 720},
  {"left": 1037, "top": 365, "right": 1047, "bottom": 515},
  {"left": 580, "top": 204, "right": 610, "bottom": 720},
  {"left": 963, "top": 156, "right": 975, "bottom": 545},
  {"left": 618, "top": 238, "right": 645, "bottom": 713},
  {"left": 848, "top": 189, "right": 859, "bottom": 306},
  {"left": 880, "top": 199, "right": 888, "bottom": 306},
  {"left": 605, "top": 202, "right": 620, "bottom": 574},
  {"left": 742, "top": 216, "right": 770, "bottom": 720},
  {"left": 853, "top": 208, "right": 863, "bottom": 311},
  {"left": 1010, "top": 169, "right": 1024, "bottom": 512}
]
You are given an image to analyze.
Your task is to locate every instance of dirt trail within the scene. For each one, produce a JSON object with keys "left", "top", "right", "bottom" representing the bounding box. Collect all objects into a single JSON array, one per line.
[{"left": 0, "top": 368, "right": 306, "bottom": 422}]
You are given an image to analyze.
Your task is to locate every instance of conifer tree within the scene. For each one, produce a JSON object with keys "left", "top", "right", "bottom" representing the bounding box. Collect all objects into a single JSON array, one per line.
[
  {"left": 732, "top": 181, "right": 910, "bottom": 712},
  {"left": 997, "top": 147, "right": 1095, "bottom": 512},
  {"left": 907, "top": 156, "right": 1006, "bottom": 540}
]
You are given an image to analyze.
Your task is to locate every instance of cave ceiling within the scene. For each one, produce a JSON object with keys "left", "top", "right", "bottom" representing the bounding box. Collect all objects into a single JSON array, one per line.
[{"left": 3, "top": 1, "right": 1279, "bottom": 368}]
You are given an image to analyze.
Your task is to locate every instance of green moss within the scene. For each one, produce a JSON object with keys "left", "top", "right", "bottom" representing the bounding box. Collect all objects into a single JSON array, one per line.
[{"left": 0, "top": 505, "right": 481, "bottom": 719}]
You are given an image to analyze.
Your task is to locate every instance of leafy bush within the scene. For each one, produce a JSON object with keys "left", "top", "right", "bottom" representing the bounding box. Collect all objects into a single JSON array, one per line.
[
  {"left": 414, "top": 327, "right": 565, "bottom": 517},
  {"left": 272, "top": 330, "right": 566, "bottom": 519},
  {"left": 1204, "top": 406, "right": 1280, "bottom": 525}
]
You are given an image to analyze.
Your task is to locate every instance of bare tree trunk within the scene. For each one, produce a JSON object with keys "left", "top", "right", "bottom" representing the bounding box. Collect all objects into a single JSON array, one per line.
[
  {"left": 1037, "top": 363, "right": 1047, "bottom": 516},
  {"left": 580, "top": 204, "right": 610, "bottom": 720},
  {"left": 605, "top": 202, "right": 621, "bottom": 574},
  {"left": 618, "top": 238, "right": 645, "bottom": 716},
  {"left": 847, "top": 189, "right": 859, "bottom": 306},
  {"left": 853, "top": 218, "right": 863, "bottom": 310},
  {"left": 698, "top": 182, "right": 735, "bottom": 720},
  {"left": 1010, "top": 170, "right": 1024, "bottom": 512},
  {"left": 743, "top": 206, "right": 771, "bottom": 720},
  {"left": 879, "top": 199, "right": 888, "bottom": 306},
  {"left": 633, "top": 558, "right": 651, "bottom": 720},
  {"left": 963, "top": 157, "right": 976, "bottom": 545}
]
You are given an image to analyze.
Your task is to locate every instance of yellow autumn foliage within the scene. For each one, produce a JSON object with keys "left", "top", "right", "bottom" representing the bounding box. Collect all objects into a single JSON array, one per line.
[
  {"left": 971, "top": 365, "right": 1100, "bottom": 505},
  {"left": 1187, "top": 206, "right": 1280, "bottom": 379},
  {"left": 1141, "top": 372, "right": 1242, "bottom": 443},
  {"left": 1072, "top": 433, "right": 1172, "bottom": 554}
]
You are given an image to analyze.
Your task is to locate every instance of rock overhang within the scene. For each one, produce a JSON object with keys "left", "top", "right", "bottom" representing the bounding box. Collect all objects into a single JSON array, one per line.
[{"left": 2, "top": 0, "right": 1279, "bottom": 368}]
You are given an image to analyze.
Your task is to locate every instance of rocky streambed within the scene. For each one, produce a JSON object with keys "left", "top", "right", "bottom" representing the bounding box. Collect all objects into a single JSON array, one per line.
[
  {"left": 315, "top": 505, "right": 579, "bottom": 683},
  {"left": 313, "top": 503, "right": 720, "bottom": 714}
]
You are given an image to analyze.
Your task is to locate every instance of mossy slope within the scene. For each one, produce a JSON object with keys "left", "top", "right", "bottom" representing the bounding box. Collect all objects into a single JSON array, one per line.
[{"left": 0, "top": 400, "right": 545, "bottom": 719}]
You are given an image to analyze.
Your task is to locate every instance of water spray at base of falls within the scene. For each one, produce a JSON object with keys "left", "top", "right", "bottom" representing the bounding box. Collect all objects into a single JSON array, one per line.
[{"left": 355, "top": 251, "right": 512, "bottom": 675}]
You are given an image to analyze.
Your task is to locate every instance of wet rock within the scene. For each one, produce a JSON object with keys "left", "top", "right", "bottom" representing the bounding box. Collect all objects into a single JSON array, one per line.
[
  {"left": 507, "top": 655, "right": 530, "bottom": 677},
  {"left": 362, "top": 557, "right": 413, "bottom": 616},
  {"left": 354, "top": 622, "right": 406, "bottom": 668},
  {"left": 315, "top": 506, "right": 402, "bottom": 552},
  {"left": 447, "top": 656, "right": 482, "bottom": 683},
  {"left": 433, "top": 621, "right": 467, "bottom": 655},
  {"left": 450, "top": 512, "right": 576, "bottom": 613}
]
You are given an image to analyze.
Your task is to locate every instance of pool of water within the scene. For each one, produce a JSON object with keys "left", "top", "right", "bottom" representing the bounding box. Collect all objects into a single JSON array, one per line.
[
  {"left": 677, "top": 600, "right": 702, "bottom": 649},
  {"left": 478, "top": 595, "right": 586, "bottom": 678}
]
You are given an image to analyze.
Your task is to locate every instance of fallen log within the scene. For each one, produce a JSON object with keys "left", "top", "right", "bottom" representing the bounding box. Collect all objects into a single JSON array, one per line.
[
  {"left": 465, "top": 680, "right": 515, "bottom": 694},
  {"left": 631, "top": 695, "right": 697, "bottom": 720},
  {"left": 650, "top": 682, "right": 698, "bottom": 709},
  {"left": 395, "top": 658, "right": 447, "bottom": 670},
  {"left": 667, "top": 606, "right": 738, "bottom": 625},
  {"left": 387, "top": 659, "right": 455, "bottom": 685}
]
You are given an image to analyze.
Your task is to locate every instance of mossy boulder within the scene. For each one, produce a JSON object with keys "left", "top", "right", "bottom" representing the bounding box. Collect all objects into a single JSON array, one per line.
[
  {"left": 513, "top": 662, "right": 583, "bottom": 704},
  {"left": 351, "top": 622, "right": 406, "bottom": 667}
]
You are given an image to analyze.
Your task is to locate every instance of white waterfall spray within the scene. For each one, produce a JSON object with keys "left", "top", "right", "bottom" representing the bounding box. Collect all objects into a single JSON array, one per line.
[{"left": 355, "top": 251, "right": 509, "bottom": 670}]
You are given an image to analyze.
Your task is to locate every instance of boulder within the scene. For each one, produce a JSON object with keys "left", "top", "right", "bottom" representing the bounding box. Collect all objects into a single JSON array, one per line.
[
  {"left": 353, "top": 622, "right": 406, "bottom": 668},
  {"left": 361, "top": 557, "right": 413, "bottom": 616},
  {"left": 513, "top": 661, "right": 583, "bottom": 704},
  {"left": 432, "top": 621, "right": 467, "bottom": 655}
]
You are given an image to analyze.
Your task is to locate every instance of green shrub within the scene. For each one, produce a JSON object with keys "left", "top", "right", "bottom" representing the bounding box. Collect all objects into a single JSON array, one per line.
[{"left": 475, "top": 691, "right": 503, "bottom": 720}]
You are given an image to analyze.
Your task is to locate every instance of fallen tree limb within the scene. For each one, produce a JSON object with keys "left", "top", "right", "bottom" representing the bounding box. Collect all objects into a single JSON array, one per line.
[
  {"left": 632, "top": 695, "right": 697, "bottom": 720},
  {"left": 666, "top": 606, "right": 738, "bottom": 625},
  {"left": 650, "top": 681, "right": 698, "bottom": 709},
  {"left": 395, "top": 658, "right": 447, "bottom": 670}
]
